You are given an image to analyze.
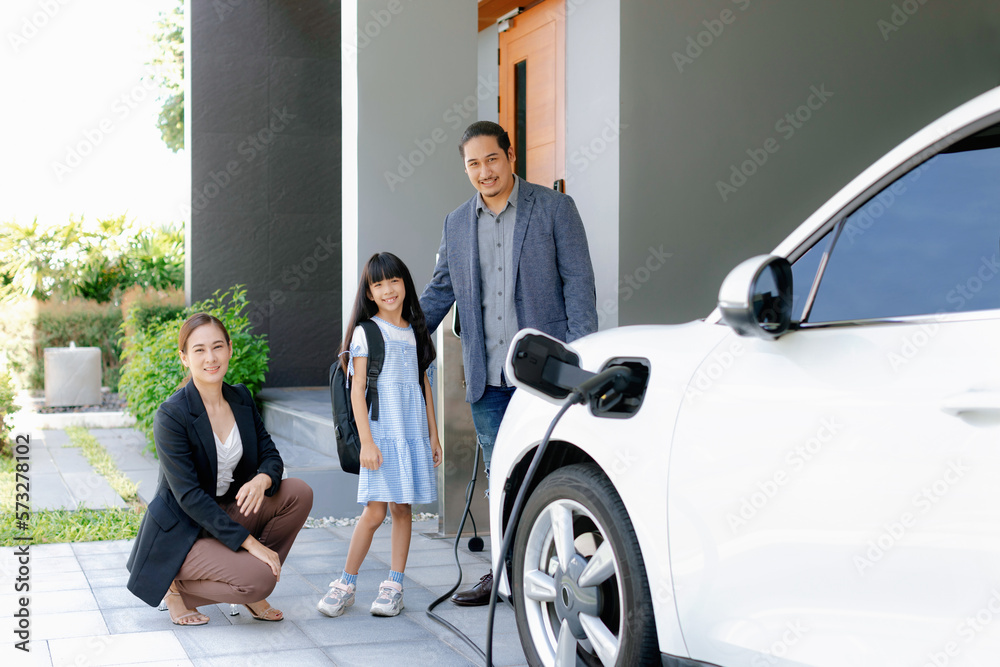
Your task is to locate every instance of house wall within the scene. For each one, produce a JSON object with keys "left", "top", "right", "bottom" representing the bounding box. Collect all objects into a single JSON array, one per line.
[
  {"left": 618, "top": 1, "right": 1000, "bottom": 325},
  {"left": 343, "top": 0, "right": 477, "bottom": 325},
  {"left": 188, "top": 0, "right": 341, "bottom": 386}
]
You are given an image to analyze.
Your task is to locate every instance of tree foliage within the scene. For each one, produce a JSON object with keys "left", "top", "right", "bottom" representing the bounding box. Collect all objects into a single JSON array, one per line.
[
  {"left": 150, "top": 0, "right": 184, "bottom": 152},
  {"left": 0, "top": 215, "right": 183, "bottom": 304}
]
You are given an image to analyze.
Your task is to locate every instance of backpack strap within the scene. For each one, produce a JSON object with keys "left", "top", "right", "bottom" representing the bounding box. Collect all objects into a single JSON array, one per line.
[{"left": 359, "top": 319, "right": 385, "bottom": 421}]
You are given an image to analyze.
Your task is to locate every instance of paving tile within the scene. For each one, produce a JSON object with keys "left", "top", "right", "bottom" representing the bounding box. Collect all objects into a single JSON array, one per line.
[
  {"left": 31, "top": 472, "right": 78, "bottom": 510},
  {"left": 281, "top": 554, "right": 347, "bottom": 575},
  {"left": 296, "top": 613, "right": 431, "bottom": 647},
  {"left": 72, "top": 540, "right": 134, "bottom": 556},
  {"left": 0, "top": 639, "right": 52, "bottom": 666},
  {"left": 192, "top": 648, "right": 332, "bottom": 667},
  {"left": 34, "top": 610, "right": 108, "bottom": 640},
  {"left": 93, "top": 586, "right": 151, "bottom": 610},
  {"left": 403, "top": 564, "right": 490, "bottom": 588},
  {"left": 41, "top": 429, "right": 71, "bottom": 447},
  {"left": 62, "top": 472, "right": 127, "bottom": 510},
  {"left": 77, "top": 552, "right": 130, "bottom": 571},
  {"left": 370, "top": 546, "right": 484, "bottom": 569},
  {"left": 222, "top": 593, "right": 318, "bottom": 625},
  {"left": 101, "top": 603, "right": 228, "bottom": 634},
  {"left": 31, "top": 543, "right": 75, "bottom": 559},
  {"left": 30, "top": 589, "right": 99, "bottom": 614},
  {"left": 173, "top": 621, "right": 316, "bottom": 658},
  {"left": 323, "top": 639, "right": 476, "bottom": 666},
  {"left": 32, "top": 569, "right": 91, "bottom": 593},
  {"left": 28, "top": 556, "right": 82, "bottom": 573},
  {"left": 288, "top": 527, "right": 339, "bottom": 543},
  {"left": 48, "top": 446, "right": 94, "bottom": 473},
  {"left": 86, "top": 569, "right": 130, "bottom": 589},
  {"left": 282, "top": 539, "right": 343, "bottom": 557},
  {"left": 47, "top": 630, "right": 188, "bottom": 666},
  {"left": 447, "top": 631, "right": 528, "bottom": 667},
  {"left": 269, "top": 572, "right": 319, "bottom": 597}
]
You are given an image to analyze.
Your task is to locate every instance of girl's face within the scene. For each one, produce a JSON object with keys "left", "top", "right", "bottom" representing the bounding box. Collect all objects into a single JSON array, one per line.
[
  {"left": 368, "top": 275, "right": 405, "bottom": 317},
  {"left": 179, "top": 323, "right": 232, "bottom": 386}
]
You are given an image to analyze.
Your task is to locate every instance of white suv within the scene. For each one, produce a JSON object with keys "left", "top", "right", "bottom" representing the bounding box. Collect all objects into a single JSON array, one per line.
[{"left": 491, "top": 86, "right": 1000, "bottom": 666}]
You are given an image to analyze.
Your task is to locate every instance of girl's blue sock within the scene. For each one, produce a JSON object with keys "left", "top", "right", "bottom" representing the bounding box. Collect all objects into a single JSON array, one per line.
[
  {"left": 389, "top": 570, "right": 404, "bottom": 585},
  {"left": 342, "top": 571, "right": 357, "bottom": 586}
]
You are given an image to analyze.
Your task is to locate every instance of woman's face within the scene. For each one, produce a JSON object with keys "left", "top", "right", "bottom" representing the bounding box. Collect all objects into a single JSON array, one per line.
[{"left": 179, "top": 323, "right": 232, "bottom": 386}]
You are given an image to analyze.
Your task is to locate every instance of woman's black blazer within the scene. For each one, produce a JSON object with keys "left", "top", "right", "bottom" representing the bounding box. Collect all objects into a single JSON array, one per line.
[{"left": 126, "top": 381, "right": 283, "bottom": 607}]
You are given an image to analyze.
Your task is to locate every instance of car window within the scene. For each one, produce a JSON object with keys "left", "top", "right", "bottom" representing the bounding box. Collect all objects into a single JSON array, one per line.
[{"left": 806, "top": 123, "right": 1000, "bottom": 323}]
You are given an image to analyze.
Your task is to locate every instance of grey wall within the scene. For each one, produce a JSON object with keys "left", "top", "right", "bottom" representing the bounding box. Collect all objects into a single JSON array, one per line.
[
  {"left": 344, "top": 0, "right": 478, "bottom": 322},
  {"left": 478, "top": 24, "right": 498, "bottom": 123},
  {"left": 566, "top": 0, "right": 620, "bottom": 329},
  {"left": 619, "top": 1, "right": 1000, "bottom": 325},
  {"left": 189, "top": 0, "right": 341, "bottom": 386}
]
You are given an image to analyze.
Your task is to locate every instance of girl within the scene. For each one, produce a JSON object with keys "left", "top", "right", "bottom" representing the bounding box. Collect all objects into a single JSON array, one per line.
[{"left": 317, "top": 252, "right": 442, "bottom": 618}]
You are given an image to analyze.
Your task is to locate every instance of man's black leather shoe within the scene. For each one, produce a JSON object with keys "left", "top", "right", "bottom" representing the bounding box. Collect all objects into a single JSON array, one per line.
[{"left": 451, "top": 571, "right": 493, "bottom": 606}]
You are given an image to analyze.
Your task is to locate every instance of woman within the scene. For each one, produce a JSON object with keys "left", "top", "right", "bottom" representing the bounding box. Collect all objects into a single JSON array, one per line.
[{"left": 126, "top": 313, "right": 313, "bottom": 625}]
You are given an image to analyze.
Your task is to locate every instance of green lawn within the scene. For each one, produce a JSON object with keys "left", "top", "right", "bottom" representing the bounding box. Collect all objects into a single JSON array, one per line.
[{"left": 0, "top": 429, "right": 145, "bottom": 546}]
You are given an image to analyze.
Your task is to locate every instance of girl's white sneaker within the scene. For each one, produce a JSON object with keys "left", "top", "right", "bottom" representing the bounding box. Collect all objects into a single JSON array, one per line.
[
  {"left": 370, "top": 580, "right": 404, "bottom": 616},
  {"left": 317, "top": 579, "right": 356, "bottom": 617}
]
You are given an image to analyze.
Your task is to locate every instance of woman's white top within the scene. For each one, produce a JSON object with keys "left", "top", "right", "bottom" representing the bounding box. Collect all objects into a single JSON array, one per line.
[{"left": 214, "top": 424, "right": 243, "bottom": 496}]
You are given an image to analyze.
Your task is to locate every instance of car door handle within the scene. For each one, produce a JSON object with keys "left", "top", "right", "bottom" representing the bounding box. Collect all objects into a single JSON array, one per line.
[{"left": 941, "top": 392, "right": 1000, "bottom": 416}]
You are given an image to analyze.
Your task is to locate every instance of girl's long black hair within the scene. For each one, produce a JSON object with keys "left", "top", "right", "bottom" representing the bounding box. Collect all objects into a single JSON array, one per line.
[{"left": 341, "top": 252, "right": 436, "bottom": 386}]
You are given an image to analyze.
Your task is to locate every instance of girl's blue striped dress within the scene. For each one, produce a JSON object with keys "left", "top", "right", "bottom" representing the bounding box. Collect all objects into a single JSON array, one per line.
[{"left": 349, "top": 316, "right": 437, "bottom": 505}]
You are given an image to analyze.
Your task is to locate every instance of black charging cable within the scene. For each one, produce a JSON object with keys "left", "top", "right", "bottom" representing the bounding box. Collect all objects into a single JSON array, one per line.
[
  {"left": 425, "top": 445, "right": 489, "bottom": 661},
  {"left": 427, "top": 365, "right": 632, "bottom": 666}
]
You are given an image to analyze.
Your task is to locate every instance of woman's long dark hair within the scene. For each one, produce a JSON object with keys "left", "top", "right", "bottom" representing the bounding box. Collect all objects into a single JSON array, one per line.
[{"left": 341, "top": 252, "right": 436, "bottom": 386}]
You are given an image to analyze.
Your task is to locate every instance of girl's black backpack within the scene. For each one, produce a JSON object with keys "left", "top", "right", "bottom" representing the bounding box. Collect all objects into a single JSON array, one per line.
[{"left": 329, "top": 320, "right": 384, "bottom": 475}]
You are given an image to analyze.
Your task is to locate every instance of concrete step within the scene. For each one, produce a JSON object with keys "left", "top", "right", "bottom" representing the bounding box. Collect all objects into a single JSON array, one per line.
[{"left": 257, "top": 387, "right": 339, "bottom": 460}]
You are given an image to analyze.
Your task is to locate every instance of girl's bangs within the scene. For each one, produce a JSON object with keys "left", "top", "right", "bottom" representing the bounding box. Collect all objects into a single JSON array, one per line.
[{"left": 366, "top": 254, "right": 405, "bottom": 284}]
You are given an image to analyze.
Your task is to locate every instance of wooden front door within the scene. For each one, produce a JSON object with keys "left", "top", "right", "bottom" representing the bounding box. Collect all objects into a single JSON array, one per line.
[{"left": 498, "top": 0, "right": 565, "bottom": 191}]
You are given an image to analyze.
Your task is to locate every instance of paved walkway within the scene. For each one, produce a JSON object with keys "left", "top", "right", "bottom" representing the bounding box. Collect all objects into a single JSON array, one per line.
[{"left": 2, "top": 427, "right": 526, "bottom": 666}]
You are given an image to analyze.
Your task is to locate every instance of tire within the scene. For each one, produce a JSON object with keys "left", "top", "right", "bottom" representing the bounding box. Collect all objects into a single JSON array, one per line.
[{"left": 512, "top": 463, "right": 658, "bottom": 666}]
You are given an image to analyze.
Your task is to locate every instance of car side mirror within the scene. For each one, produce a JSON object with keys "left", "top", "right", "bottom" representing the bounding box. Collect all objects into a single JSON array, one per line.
[
  {"left": 504, "top": 329, "right": 587, "bottom": 404},
  {"left": 718, "top": 255, "right": 793, "bottom": 339}
]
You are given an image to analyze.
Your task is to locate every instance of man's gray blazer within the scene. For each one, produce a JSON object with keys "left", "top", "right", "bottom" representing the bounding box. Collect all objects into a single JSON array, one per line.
[{"left": 419, "top": 178, "right": 598, "bottom": 404}]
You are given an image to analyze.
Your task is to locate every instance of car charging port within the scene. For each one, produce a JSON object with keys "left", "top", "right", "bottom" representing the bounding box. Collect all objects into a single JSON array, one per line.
[{"left": 590, "top": 357, "right": 650, "bottom": 418}]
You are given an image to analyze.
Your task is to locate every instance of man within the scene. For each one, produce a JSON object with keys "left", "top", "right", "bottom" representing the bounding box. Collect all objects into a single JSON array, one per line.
[{"left": 419, "top": 121, "right": 598, "bottom": 605}]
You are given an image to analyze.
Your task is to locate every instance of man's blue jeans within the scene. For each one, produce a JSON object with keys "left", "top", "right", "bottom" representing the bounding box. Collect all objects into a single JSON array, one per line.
[{"left": 469, "top": 385, "right": 516, "bottom": 482}]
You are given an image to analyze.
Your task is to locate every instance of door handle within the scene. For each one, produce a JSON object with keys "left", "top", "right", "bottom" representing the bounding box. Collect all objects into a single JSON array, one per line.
[{"left": 941, "top": 392, "right": 1000, "bottom": 416}]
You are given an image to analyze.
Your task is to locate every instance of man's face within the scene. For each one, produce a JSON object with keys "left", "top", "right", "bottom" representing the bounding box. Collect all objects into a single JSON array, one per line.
[{"left": 462, "top": 135, "right": 516, "bottom": 202}]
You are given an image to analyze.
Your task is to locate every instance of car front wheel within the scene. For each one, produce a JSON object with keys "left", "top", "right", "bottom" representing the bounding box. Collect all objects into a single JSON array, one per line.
[{"left": 512, "top": 463, "right": 658, "bottom": 666}]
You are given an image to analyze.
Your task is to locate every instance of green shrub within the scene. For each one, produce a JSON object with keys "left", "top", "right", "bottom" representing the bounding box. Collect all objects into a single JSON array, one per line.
[
  {"left": 0, "top": 370, "right": 18, "bottom": 456},
  {"left": 119, "top": 286, "right": 269, "bottom": 451}
]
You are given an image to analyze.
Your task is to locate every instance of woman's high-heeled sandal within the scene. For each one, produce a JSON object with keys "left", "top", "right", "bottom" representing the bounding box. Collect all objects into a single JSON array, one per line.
[
  {"left": 163, "top": 589, "right": 209, "bottom": 626},
  {"left": 242, "top": 601, "right": 283, "bottom": 622}
]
